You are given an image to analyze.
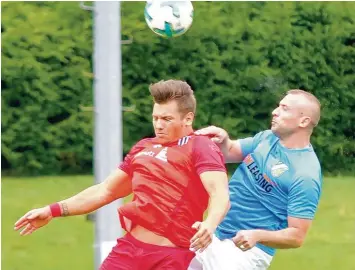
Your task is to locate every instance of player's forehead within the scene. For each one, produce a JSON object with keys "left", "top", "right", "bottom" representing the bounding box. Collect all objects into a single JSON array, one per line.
[
  {"left": 279, "top": 94, "right": 306, "bottom": 109},
  {"left": 152, "top": 101, "right": 179, "bottom": 117}
]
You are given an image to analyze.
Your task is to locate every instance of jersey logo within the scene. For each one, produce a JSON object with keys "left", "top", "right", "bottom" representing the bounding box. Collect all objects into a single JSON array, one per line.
[
  {"left": 244, "top": 154, "right": 275, "bottom": 193},
  {"left": 271, "top": 161, "right": 288, "bottom": 177},
  {"left": 155, "top": 147, "right": 168, "bottom": 162},
  {"left": 153, "top": 144, "right": 162, "bottom": 148},
  {"left": 178, "top": 136, "right": 190, "bottom": 146}
]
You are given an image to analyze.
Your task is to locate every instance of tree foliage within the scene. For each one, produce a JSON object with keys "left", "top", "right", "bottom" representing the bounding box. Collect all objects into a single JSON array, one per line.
[{"left": 2, "top": 1, "right": 354, "bottom": 175}]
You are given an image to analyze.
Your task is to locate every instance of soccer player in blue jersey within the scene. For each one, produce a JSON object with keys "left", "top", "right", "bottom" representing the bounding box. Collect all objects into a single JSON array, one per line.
[{"left": 188, "top": 89, "right": 322, "bottom": 270}]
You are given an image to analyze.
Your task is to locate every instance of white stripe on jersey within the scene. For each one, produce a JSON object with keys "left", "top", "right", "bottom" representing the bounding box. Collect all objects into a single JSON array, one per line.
[{"left": 178, "top": 136, "right": 191, "bottom": 146}]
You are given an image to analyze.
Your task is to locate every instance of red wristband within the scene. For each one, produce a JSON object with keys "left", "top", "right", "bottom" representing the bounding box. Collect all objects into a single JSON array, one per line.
[{"left": 49, "top": 203, "right": 62, "bottom": 217}]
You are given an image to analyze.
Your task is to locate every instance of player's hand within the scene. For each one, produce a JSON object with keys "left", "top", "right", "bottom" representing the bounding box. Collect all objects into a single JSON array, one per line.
[
  {"left": 232, "top": 230, "right": 259, "bottom": 251},
  {"left": 189, "top": 221, "right": 215, "bottom": 253},
  {"left": 14, "top": 206, "right": 53, "bottom": 236},
  {"left": 194, "top": 126, "right": 229, "bottom": 145}
]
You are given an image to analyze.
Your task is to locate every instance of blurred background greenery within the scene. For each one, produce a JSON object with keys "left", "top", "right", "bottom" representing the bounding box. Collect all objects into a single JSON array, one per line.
[
  {"left": 2, "top": 1, "right": 354, "bottom": 176},
  {"left": 2, "top": 1, "right": 355, "bottom": 270}
]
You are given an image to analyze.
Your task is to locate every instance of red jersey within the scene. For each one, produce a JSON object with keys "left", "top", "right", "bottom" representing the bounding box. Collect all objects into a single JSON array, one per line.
[{"left": 118, "top": 134, "right": 226, "bottom": 248}]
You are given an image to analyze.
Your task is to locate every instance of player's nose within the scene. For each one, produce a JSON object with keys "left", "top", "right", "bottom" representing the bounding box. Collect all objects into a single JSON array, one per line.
[
  {"left": 271, "top": 107, "right": 279, "bottom": 117},
  {"left": 154, "top": 119, "right": 164, "bottom": 129}
]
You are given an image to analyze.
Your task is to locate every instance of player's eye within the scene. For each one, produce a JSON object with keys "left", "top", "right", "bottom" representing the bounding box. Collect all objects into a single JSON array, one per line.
[{"left": 281, "top": 105, "right": 288, "bottom": 111}]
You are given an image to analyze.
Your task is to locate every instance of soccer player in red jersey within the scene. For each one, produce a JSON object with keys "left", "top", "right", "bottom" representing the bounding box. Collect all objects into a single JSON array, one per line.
[{"left": 14, "top": 80, "right": 230, "bottom": 270}]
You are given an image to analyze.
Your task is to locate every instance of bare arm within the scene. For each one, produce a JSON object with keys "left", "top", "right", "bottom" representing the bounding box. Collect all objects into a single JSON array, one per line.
[
  {"left": 14, "top": 168, "right": 132, "bottom": 235},
  {"left": 256, "top": 216, "right": 312, "bottom": 248},
  {"left": 233, "top": 216, "right": 312, "bottom": 251},
  {"left": 190, "top": 170, "right": 230, "bottom": 251},
  {"left": 58, "top": 168, "right": 132, "bottom": 216},
  {"left": 195, "top": 126, "right": 244, "bottom": 163},
  {"left": 200, "top": 171, "right": 230, "bottom": 231},
  {"left": 221, "top": 138, "right": 244, "bottom": 163}
]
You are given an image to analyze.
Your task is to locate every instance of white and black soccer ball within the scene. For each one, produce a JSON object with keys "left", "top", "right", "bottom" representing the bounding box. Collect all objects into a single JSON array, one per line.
[{"left": 144, "top": 0, "right": 194, "bottom": 38}]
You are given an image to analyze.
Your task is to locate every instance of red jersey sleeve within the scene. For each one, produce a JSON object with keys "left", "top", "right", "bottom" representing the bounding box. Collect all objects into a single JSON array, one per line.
[
  {"left": 118, "top": 138, "right": 151, "bottom": 176},
  {"left": 192, "top": 136, "right": 227, "bottom": 175}
]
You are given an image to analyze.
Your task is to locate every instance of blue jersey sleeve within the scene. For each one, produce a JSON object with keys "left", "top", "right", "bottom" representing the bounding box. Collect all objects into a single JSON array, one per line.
[
  {"left": 287, "top": 177, "right": 321, "bottom": 219},
  {"left": 238, "top": 130, "right": 272, "bottom": 159}
]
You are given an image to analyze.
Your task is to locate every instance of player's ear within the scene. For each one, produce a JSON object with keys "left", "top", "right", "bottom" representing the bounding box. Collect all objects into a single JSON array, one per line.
[
  {"left": 184, "top": 112, "right": 194, "bottom": 126},
  {"left": 299, "top": 116, "right": 311, "bottom": 128}
]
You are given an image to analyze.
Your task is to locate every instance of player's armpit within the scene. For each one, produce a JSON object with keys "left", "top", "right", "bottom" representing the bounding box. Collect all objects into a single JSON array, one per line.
[{"left": 199, "top": 171, "right": 230, "bottom": 231}]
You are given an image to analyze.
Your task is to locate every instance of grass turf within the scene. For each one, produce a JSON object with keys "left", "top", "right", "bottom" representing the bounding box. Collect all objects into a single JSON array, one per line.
[{"left": 2, "top": 175, "right": 354, "bottom": 269}]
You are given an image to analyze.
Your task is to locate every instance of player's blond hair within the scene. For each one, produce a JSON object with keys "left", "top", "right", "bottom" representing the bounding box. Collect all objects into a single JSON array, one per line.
[
  {"left": 287, "top": 89, "right": 321, "bottom": 127},
  {"left": 149, "top": 79, "right": 196, "bottom": 115}
]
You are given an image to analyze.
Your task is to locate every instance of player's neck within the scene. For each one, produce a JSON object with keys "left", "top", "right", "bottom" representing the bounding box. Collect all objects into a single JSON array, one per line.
[
  {"left": 279, "top": 132, "right": 311, "bottom": 149},
  {"left": 182, "top": 126, "right": 194, "bottom": 137}
]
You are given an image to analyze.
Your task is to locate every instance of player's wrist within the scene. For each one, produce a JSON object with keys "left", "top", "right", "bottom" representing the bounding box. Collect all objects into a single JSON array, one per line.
[
  {"left": 251, "top": 229, "right": 264, "bottom": 243},
  {"left": 49, "top": 202, "right": 62, "bottom": 218},
  {"left": 203, "top": 219, "right": 218, "bottom": 233}
]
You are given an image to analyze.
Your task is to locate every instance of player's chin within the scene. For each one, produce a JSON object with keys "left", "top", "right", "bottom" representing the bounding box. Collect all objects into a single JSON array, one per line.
[
  {"left": 271, "top": 126, "right": 280, "bottom": 137},
  {"left": 155, "top": 134, "right": 169, "bottom": 142},
  {"left": 156, "top": 133, "right": 167, "bottom": 138}
]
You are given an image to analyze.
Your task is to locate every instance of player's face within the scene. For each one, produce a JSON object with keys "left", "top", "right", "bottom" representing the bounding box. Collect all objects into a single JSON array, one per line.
[
  {"left": 271, "top": 94, "right": 308, "bottom": 137},
  {"left": 152, "top": 100, "right": 193, "bottom": 143}
]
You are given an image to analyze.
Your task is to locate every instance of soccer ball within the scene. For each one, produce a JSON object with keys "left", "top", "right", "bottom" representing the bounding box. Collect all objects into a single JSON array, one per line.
[{"left": 144, "top": 0, "right": 194, "bottom": 38}]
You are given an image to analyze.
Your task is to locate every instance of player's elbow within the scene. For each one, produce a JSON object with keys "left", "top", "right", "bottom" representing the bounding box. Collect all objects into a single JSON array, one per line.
[{"left": 292, "top": 235, "right": 305, "bottom": 248}]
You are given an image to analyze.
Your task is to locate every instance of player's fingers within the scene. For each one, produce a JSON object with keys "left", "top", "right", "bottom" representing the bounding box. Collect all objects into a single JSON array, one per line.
[
  {"left": 211, "top": 136, "right": 223, "bottom": 144},
  {"left": 14, "top": 219, "right": 30, "bottom": 231},
  {"left": 194, "top": 127, "right": 210, "bottom": 135},
  {"left": 232, "top": 233, "right": 242, "bottom": 244},
  {"left": 190, "top": 238, "right": 203, "bottom": 252},
  {"left": 14, "top": 211, "right": 34, "bottom": 228},
  {"left": 192, "top": 235, "right": 212, "bottom": 253},
  {"left": 195, "top": 230, "right": 211, "bottom": 244},
  {"left": 194, "top": 126, "right": 218, "bottom": 135},
  {"left": 190, "top": 224, "right": 209, "bottom": 244},
  {"left": 190, "top": 230, "right": 211, "bottom": 249},
  {"left": 190, "top": 230, "right": 203, "bottom": 245},
  {"left": 191, "top": 221, "right": 201, "bottom": 230},
  {"left": 237, "top": 240, "right": 249, "bottom": 251},
  {"left": 22, "top": 226, "right": 37, "bottom": 236},
  {"left": 190, "top": 222, "right": 203, "bottom": 243},
  {"left": 198, "top": 238, "right": 213, "bottom": 253},
  {"left": 19, "top": 224, "right": 33, "bottom": 236}
]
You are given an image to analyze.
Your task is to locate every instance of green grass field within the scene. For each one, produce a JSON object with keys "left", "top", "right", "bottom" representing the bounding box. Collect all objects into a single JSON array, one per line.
[{"left": 2, "top": 175, "right": 355, "bottom": 270}]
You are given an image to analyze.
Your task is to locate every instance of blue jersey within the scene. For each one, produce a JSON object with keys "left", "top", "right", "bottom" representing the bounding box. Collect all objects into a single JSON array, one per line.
[{"left": 216, "top": 130, "right": 322, "bottom": 256}]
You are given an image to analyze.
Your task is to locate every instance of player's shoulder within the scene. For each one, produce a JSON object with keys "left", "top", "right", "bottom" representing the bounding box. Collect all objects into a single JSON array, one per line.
[
  {"left": 283, "top": 150, "right": 321, "bottom": 189},
  {"left": 192, "top": 134, "right": 213, "bottom": 142},
  {"left": 175, "top": 134, "right": 214, "bottom": 146},
  {"left": 295, "top": 154, "right": 322, "bottom": 182},
  {"left": 251, "top": 130, "right": 278, "bottom": 149},
  {"left": 133, "top": 137, "right": 154, "bottom": 150},
  {"left": 192, "top": 135, "right": 222, "bottom": 153},
  {"left": 191, "top": 134, "right": 216, "bottom": 145},
  {"left": 257, "top": 129, "right": 277, "bottom": 142}
]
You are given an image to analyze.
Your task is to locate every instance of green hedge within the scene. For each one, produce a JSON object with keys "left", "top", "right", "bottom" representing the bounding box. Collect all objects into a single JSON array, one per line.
[{"left": 2, "top": 1, "right": 354, "bottom": 175}]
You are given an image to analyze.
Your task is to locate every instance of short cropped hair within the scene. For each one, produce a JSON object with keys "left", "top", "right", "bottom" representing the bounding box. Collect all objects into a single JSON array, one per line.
[{"left": 287, "top": 89, "right": 321, "bottom": 127}]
